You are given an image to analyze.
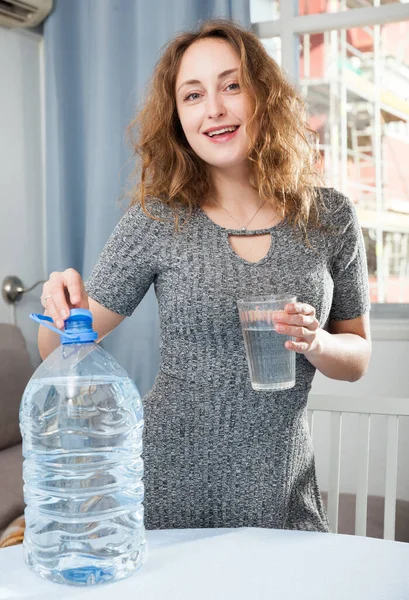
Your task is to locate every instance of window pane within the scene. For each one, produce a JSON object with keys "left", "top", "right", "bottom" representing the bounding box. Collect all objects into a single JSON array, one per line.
[
  {"left": 298, "top": 0, "right": 407, "bottom": 15},
  {"left": 382, "top": 231, "right": 409, "bottom": 302},
  {"left": 300, "top": 22, "right": 409, "bottom": 303},
  {"left": 261, "top": 37, "right": 282, "bottom": 66},
  {"left": 250, "top": 0, "right": 280, "bottom": 22}
]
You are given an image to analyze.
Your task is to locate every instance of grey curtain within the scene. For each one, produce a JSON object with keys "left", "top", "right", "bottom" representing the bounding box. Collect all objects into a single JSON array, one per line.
[{"left": 44, "top": 0, "right": 250, "bottom": 395}]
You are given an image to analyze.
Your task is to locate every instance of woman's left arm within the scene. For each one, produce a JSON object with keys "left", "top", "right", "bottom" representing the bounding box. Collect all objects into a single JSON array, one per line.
[{"left": 273, "top": 301, "right": 371, "bottom": 382}]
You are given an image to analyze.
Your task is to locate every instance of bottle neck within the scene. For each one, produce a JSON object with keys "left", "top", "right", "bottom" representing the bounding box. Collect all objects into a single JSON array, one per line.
[
  {"left": 62, "top": 315, "right": 98, "bottom": 345},
  {"left": 64, "top": 319, "right": 92, "bottom": 334}
]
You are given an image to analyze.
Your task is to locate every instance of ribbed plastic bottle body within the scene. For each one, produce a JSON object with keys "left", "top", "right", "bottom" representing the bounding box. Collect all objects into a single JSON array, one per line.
[{"left": 19, "top": 342, "right": 146, "bottom": 586}]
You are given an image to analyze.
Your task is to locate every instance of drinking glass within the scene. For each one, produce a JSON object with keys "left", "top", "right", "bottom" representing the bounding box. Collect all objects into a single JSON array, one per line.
[{"left": 237, "top": 295, "right": 297, "bottom": 391}]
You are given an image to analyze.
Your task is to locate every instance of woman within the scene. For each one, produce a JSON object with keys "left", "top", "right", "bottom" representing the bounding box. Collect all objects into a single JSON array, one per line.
[{"left": 39, "top": 19, "right": 371, "bottom": 532}]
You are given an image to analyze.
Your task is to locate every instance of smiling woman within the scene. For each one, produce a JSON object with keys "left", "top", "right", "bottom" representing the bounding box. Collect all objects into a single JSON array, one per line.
[
  {"left": 39, "top": 19, "right": 371, "bottom": 535},
  {"left": 128, "top": 19, "right": 323, "bottom": 237},
  {"left": 175, "top": 39, "right": 252, "bottom": 172}
]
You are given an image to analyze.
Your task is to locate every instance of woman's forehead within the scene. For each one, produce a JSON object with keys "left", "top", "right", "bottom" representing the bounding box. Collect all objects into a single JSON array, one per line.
[{"left": 176, "top": 38, "right": 240, "bottom": 83}]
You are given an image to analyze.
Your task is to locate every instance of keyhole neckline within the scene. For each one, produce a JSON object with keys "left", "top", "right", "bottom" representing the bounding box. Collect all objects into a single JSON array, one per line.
[{"left": 196, "top": 206, "right": 288, "bottom": 236}]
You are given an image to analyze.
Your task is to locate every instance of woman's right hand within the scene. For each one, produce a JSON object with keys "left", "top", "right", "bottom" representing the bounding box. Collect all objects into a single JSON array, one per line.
[{"left": 40, "top": 269, "right": 89, "bottom": 330}]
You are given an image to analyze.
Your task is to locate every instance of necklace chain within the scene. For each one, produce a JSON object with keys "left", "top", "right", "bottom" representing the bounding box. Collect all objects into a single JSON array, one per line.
[
  {"left": 231, "top": 213, "right": 280, "bottom": 257},
  {"left": 214, "top": 198, "right": 265, "bottom": 232}
]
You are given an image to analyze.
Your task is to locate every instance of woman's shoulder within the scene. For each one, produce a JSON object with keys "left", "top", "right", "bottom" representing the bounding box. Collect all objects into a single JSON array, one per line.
[
  {"left": 125, "top": 197, "right": 168, "bottom": 219},
  {"left": 121, "top": 197, "right": 185, "bottom": 234},
  {"left": 316, "top": 186, "right": 358, "bottom": 229},
  {"left": 126, "top": 196, "right": 192, "bottom": 224}
]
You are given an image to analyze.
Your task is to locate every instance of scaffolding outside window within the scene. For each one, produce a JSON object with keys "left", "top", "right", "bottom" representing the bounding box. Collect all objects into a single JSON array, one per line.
[{"left": 251, "top": 0, "right": 409, "bottom": 306}]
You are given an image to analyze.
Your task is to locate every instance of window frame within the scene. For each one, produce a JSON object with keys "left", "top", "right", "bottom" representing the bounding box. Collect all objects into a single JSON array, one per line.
[{"left": 251, "top": 0, "right": 409, "bottom": 329}]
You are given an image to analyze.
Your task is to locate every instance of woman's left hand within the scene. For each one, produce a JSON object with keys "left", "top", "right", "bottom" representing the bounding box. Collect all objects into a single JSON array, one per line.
[{"left": 272, "top": 302, "right": 320, "bottom": 354}]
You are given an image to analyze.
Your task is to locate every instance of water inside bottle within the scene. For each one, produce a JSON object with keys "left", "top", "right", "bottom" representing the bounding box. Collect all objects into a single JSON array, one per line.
[{"left": 20, "top": 375, "right": 146, "bottom": 586}]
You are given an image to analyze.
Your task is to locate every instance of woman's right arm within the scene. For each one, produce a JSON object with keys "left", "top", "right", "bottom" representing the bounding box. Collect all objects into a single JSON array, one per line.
[{"left": 38, "top": 268, "right": 125, "bottom": 360}]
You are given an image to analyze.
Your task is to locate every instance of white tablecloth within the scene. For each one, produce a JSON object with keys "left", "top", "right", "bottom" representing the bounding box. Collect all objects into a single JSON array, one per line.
[{"left": 0, "top": 528, "right": 408, "bottom": 599}]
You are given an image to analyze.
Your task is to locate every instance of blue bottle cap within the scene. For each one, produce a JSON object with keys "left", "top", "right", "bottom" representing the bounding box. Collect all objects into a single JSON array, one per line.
[{"left": 30, "top": 309, "right": 98, "bottom": 345}]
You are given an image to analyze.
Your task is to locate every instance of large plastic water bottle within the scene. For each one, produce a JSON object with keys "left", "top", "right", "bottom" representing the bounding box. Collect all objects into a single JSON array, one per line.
[{"left": 20, "top": 309, "right": 146, "bottom": 586}]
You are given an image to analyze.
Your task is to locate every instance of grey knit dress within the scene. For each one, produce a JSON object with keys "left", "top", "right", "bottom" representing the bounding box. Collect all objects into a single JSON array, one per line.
[{"left": 85, "top": 187, "right": 370, "bottom": 532}]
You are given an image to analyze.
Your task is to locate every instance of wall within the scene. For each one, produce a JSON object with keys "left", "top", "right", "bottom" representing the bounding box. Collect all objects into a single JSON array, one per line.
[{"left": 0, "top": 27, "right": 45, "bottom": 368}]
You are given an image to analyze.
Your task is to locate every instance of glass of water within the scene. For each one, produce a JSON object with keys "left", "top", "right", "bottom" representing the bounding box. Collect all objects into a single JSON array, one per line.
[{"left": 237, "top": 295, "right": 297, "bottom": 391}]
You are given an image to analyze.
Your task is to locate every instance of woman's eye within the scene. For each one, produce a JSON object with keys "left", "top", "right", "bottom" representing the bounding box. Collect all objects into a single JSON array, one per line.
[
  {"left": 184, "top": 92, "right": 201, "bottom": 102},
  {"left": 226, "top": 82, "right": 240, "bottom": 92}
]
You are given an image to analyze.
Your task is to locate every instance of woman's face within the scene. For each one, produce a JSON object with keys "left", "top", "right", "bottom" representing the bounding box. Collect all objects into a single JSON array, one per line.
[{"left": 175, "top": 38, "right": 254, "bottom": 172}]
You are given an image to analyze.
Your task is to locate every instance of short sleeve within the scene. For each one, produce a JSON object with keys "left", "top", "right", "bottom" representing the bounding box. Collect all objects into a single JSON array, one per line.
[
  {"left": 328, "top": 190, "right": 371, "bottom": 321},
  {"left": 84, "top": 203, "right": 164, "bottom": 317}
]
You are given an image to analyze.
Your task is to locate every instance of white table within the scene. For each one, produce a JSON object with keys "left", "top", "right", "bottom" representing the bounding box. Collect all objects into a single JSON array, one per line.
[{"left": 1, "top": 528, "right": 408, "bottom": 599}]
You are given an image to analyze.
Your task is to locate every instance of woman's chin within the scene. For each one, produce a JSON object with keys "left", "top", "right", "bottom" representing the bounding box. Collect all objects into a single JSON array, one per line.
[
  {"left": 202, "top": 153, "right": 249, "bottom": 171},
  {"left": 209, "top": 161, "right": 250, "bottom": 174}
]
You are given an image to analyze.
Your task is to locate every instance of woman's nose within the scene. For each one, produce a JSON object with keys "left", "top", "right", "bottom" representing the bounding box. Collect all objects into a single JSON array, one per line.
[{"left": 207, "top": 94, "right": 226, "bottom": 119}]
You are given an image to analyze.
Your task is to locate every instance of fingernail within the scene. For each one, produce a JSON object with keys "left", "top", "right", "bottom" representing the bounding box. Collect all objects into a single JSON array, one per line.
[
  {"left": 56, "top": 320, "right": 64, "bottom": 329},
  {"left": 275, "top": 324, "right": 284, "bottom": 332},
  {"left": 71, "top": 296, "right": 79, "bottom": 304},
  {"left": 60, "top": 309, "right": 68, "bottom": 319}
]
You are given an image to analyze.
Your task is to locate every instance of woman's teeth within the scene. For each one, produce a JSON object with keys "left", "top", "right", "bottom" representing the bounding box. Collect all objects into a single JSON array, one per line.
[{"left": 206, "top": 126, "right": 239, "bottom": 137}]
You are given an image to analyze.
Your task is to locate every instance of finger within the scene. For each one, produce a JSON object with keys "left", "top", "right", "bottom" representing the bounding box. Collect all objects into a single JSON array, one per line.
[
  {"left": 285, "top": 302, "right": 316, "bottom": 317},
  {"left": 63, "top": 268, "right": 87, "bottom": 307},
  {"left": 273, "top": 312, "right": 318, "bottom": 328},
  {"left": 48, "top": 273, "right": 71, "bottom": 323},
  {"left": 285, "top": 339, "right": 309, "bottom": 353},
  {"left": 301, "top": 303, "right": 315, "bottom": 316},
  {"left": 275, "top": 323, "right": 316, "bottom": 338},
  {"left": 41, "top": 291, "right": 64, "bottom": 330}
]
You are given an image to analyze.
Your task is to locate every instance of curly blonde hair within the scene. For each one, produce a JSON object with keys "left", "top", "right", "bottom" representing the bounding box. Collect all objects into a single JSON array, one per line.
[{"left": 127, "top": 18, "right": 324, "bottom": 232}]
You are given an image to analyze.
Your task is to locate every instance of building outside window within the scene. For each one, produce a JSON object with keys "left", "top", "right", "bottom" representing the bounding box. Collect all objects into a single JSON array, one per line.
[{"left": 251, "top": 0, "right": 409, "bottom": 308}]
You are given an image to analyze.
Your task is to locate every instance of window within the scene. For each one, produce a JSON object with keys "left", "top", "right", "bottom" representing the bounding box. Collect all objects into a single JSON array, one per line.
[
  {"left": 250, "top": 0, "right": 280, "bottom": 22},
  {"left": 251, "top": 0, "right": 409, "bottom": 310},
  {"left": 298, "top": 0, "right": 408, "bottom": 15}
]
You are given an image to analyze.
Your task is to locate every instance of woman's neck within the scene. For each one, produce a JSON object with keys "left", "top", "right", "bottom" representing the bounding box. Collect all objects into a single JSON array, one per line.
[{"left": 207, "top": 164, "right": 261, "bottom": 213}]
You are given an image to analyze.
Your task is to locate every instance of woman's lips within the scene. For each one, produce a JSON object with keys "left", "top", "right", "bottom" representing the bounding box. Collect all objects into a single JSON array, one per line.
[{"left": 204, "top": 126, "right": 240, "bottom": 143}]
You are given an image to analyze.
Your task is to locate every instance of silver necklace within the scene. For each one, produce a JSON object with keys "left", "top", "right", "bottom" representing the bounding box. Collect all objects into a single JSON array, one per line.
[{"left": 215, "top": 198, "right": 265, "bottom": 232}]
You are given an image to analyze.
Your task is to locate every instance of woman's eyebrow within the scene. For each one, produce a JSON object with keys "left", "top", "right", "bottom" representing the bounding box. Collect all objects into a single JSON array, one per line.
[{"left": 177, "top": 68, "right": 239, "bottom": 92}]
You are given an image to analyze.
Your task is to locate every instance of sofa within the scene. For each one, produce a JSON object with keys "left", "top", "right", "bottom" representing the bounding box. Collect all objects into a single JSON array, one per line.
[{"left": 0, "top": 323, "right": 33, "bottom": 535}]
